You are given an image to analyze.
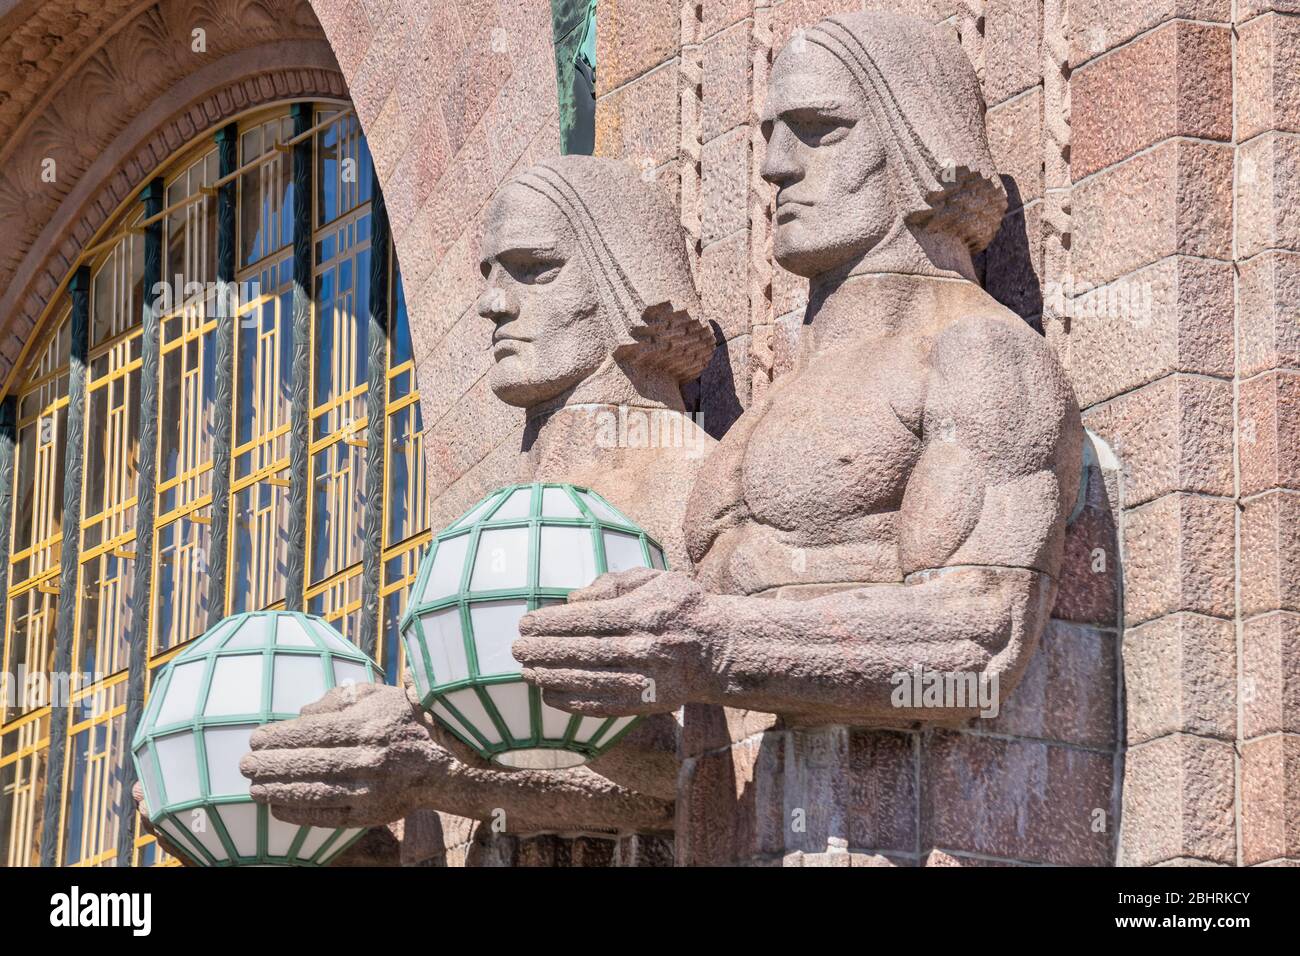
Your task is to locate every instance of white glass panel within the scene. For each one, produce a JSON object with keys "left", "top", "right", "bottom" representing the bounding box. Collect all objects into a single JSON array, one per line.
[
  {"left": 541, "top": 486, "right": 582, "bottom": 518},
  {"left": 596, "top": 715, "right": 637, "bottom": 746},
  {"left": 137, "top": 745, "right": 164, "bottom": 815},
  {"left": 469, "top": 527, "right": 529, "bottom": 591},
  {"left": 295, "top": 826, "right": 334, "bottom": 862},
  {"left": 192, "top": 615, "right": 239, "bottom": 651},
  {"left": 453, "top": 492, "right": 500, "bottom": 529},
  {"left": 489, "top": 487, "right": 532, "bottom": 521},
  {"left": 444, "top": 689, "right": 502, "bottom": 745},
  {"left": 485, "top": 682, "right": 532, "bottom": 740},
  {"left": 217, "top": 802, "right": 260, "bottom": 858},
  {"left": 540, "top": 701, "right": 573, "bottom": 739},
  {"left": 649, "top": 545, "right": 667, "bottom": 571},
  {"left": 431, "top": 700, "right": 481, "bottom": 745},
  {"left": 224, "top": 617, "right": 271, "bottom": 649},
  {"left": 422, "top": 534, "right": 469, "bottom": 601},
  {"left": 420, "top": 607, "right": 469, "bottom": 686},
  {"left": 576, "top": 715, "right": 606, "bottom": 743},
  {"left": 603, "top": 530, "right": 648, "bottom": 573},
  {"left": 266, "top": 818, "right": 299, "bottom": 857},
  {"left": 187, "top": 808, "right": 230, "bottom": 863},
  {"left": 157, "top": 819, "right": 199, "bottom": 861},
  {"left": 333, "top": 659, "right": 370, "bottom": 690},
  {"left": 271, "top": 654, "right": 326, "bottom": 714},
  {"left": 317, "top": 627, "right": 357, "bottom": 655},
  {"left": 539, "top": 525, "right": 598, "bottom": 589},
  {"left": 320, "top": 828, "right": 364, "bottom": 864},
  {"left": 155, "top": 660, "right": 204, "bottom": 727},
  {"left": 155, "top": 732, "right": 201, "bottom": 805},
  {"left": 203, "top": 654, "right": 264, "bottom": 716},
  {"left": 276, "top": 616, "right": 315, "bottom": 647},
  {"left": 468, "top": 600, "right": 527, "bottom": 677},
  {"left": 579, "top": 491, "right": 628, "bottom": 525},
  {"left": 204, "top": 724, "right": 256, "bottom": 796},
  {"left": 404, "top": 631, "right": 429, "bottom": 696}
]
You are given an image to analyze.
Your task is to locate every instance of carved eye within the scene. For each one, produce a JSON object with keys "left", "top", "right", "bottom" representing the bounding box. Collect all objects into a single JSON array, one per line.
[
  {"left": 787, "top": 111, "right": 853, "bottom": 147},
  {"left": 497, "top": 252, "right": 564, "bottom": 286}
]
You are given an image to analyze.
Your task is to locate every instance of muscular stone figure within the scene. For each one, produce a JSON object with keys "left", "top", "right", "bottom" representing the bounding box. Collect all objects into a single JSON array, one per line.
[
  {"left": 514, "top": 13, "right": 1083, "bottom": 727},
  {"left": 235, "top": 156, "right": 716, "bottom": 838}
]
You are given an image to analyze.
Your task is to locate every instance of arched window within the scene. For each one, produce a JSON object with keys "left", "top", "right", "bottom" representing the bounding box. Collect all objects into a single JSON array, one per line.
[{"left": 0, "top": 99, "right": 430, "bottom": 868}]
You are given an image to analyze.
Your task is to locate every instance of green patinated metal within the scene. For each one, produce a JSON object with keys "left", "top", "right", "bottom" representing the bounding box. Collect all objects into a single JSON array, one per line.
[
  {"left": 551, "top": 0, "right": 598, "bottom": 155},
  {"left": 400, "top": 482, "right": 662, "bottom": 767},
  {"left": 115, "top": 177, "right": 166, "bottom": 865},
  {"left": 206, "top": 123, "right": 239, "bottom": 629},
  {"left": 131, "top": 610, "right": 380, "bottom": 866},
  {"left": 285, "top": 103, "right": 314, "bottom": 610},
  {"left": 359, "top": 167, "right": 390, "bottom": 662},
  {"left": 39, "top": 263, "right": 93, "bottom": 866}
]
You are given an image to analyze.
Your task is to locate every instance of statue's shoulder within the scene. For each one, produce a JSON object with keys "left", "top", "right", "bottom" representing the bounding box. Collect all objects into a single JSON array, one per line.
[{"left": 928, "top": 301, "right": 1067, "bottom": 384}]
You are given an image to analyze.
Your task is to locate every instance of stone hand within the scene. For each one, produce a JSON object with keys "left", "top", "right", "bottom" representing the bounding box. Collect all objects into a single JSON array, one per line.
[
  {"left": 515, "top": 567, "right": 719, "bottom": 715},
  {"left": 241, "top": 680, "right": 459, "bottom": 829}
]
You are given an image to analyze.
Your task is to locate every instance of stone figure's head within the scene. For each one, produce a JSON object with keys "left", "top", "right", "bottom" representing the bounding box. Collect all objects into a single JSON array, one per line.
[
  {"left": 761, "top": 13, "right": 1007, "bottom": 278},
  {"left": 477, "top": 156, "right": 712, "bottom": 410}
]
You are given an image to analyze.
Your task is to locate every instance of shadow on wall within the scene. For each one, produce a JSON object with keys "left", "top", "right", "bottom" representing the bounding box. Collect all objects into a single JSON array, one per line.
[{"left": 976, "top": 176, "right": 1045, "bottom": 333}]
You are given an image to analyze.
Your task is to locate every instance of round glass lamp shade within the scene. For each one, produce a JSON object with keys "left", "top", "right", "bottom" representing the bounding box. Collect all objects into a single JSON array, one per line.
[
  {"left": 401, "top": 483, "right": 667, "bottom": 770},
  {"left": 131, "top": 611, "right": 383, "bottom": 866}
]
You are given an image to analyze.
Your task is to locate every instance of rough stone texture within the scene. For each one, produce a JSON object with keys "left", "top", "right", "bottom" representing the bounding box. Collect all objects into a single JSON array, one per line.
[
  {"left": 1071, "top": 139, "right": 1234, "bottom": 289},
  {"left": 1236, "top": 12, "right": 1300, "bottom": 143},
  {"left": 1237, "top": 251, "right": 1300, "bottom": 378},
  {"left": 1243, "top": 612, "right": 1300, "bottom": 738},
  {"left": 1240, "top": 490, "right": 1300, "bottom": 618},
  {"left": 1240, "top": 734, "right": 1300, "bottom": 865},
  {"left": 1068, "top": 0, "right": 1232, "bottom": 68},
  {"left": 1050, "top": 455, "right": 1120, "bottom": 625},
  {"left": 1071, "top": 21, "right": 1232, "bottom": 181},
  {"left": 1238, "top": 370, "right": 1300, "bottom": 496},
  {"left": 1121, "top": 493, "right": 1236, "bottom": 625},
  {"left": 1122, "top": 613, "right": 1237, "bottom": 743},
  {"left": 1069, "top": 257, "right": 1235, "bottom": 408},
  {"left": 986, "top": 88, "right": 1044, "bottom": 208},
  {"left": 1120, "top": 734, "right": 1236, "bottom": 865},
  {"left": 1237, "top": 132, "right": 1300, "bottom": 260},
  {"left": 1083, "top": 374, "right": 1234, "bottom": 508},
  {"left": 922, "top": 731, "right": 1114, "bottom": 865}
]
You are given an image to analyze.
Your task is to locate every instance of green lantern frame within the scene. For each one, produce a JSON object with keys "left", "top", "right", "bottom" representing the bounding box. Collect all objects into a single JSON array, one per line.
[
  {"left": 131, "top": 610, "right": 383, "bottom": 867},
  {"left": 400, "top": 483, "right": 666, "bottom": 769}
]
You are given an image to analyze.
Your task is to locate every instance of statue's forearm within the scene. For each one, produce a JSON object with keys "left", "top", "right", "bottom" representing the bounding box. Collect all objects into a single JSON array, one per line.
[
  {"left": 697, "top": 566, "right": 1053, "bottom": 720},
  {"left": 427, "top": 762, "right": 674, "bottom": 833}
]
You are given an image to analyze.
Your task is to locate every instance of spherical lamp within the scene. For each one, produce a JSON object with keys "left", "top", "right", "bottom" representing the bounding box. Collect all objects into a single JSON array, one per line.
[
  {"left": 131, "top": 611, "right": 383, "bottom": 866},
  {"left": 400, "top": 483, "right": 666, "bottom": 770}
]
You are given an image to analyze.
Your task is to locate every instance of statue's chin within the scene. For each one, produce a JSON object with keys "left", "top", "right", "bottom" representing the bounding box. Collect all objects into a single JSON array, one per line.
[{"left": 489, "top": 369, "right": 568, "bottom": 410}]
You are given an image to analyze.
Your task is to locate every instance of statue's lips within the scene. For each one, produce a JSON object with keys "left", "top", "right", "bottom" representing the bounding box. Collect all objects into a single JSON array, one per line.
[
  {"left": 492, "top": 337, "right": 530, "bottom": 359},
  {"left": 775, "top": 199, "right": 813, "bottom": 223}
]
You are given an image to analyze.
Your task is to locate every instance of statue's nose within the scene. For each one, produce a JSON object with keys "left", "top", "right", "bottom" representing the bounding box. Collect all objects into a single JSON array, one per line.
[{"left": 477, "top": 284, "right": 518, "bottom": 323}]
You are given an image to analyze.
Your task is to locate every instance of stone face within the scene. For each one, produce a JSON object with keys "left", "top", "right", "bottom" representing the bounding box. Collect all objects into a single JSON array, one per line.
[
  {"left": 1120, "top": 734, "right": 1236, "bottom": 865},
  {"left": 1123, "top": 613, "right": 1238, "bottom": 744},
  {"left": 1071, "top": 21, "right": 1232, "bottom": 181}
]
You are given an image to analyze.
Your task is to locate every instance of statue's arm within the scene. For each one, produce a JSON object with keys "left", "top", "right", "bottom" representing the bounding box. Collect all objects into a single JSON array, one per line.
[
  {"left": 516, "top": 314, "right": 1082, "bottom": 721},
  {"left": 240, "top": 682, "right": 674, "bottom": 833}
]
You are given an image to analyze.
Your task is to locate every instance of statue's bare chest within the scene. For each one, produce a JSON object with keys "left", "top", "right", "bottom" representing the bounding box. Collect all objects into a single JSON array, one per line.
[{"left": 740, "top": 344, "right": 926, "bottom": 538}]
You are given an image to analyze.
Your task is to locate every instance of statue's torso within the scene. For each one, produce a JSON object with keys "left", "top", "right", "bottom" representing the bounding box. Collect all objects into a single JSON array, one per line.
[{"left": 688, "top": 329, "right": 932, "bottom": 596}]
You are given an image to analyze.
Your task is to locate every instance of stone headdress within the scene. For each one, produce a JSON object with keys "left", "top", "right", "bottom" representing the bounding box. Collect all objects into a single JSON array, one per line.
[
  {"left": 801, "top": 13, "right": 1007, "bottom": 253},
  {"left": 508, "top": 156, "right": 714, "bottom": 385}
]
